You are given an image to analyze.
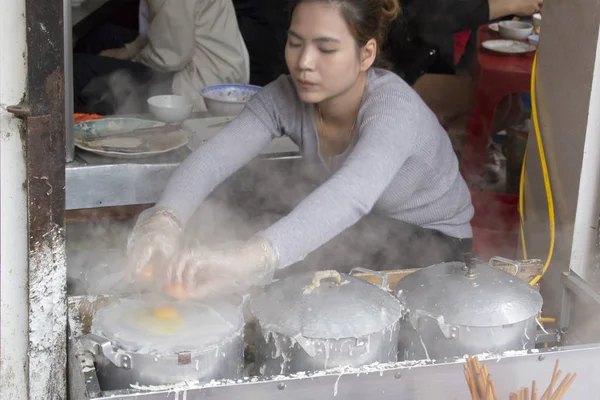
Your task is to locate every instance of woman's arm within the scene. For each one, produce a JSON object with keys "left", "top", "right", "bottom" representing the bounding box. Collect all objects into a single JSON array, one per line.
[
  {"left": 157, "top": 85, "right": 285, "bottom": 224},
  {"left": 260, "top": 92, "right": 420, "bottom": 268},
  {"left": 133, "top": 0, "right": 196, "bottom": 71}
]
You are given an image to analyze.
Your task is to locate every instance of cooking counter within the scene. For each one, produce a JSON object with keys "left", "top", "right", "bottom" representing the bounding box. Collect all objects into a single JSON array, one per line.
[
  {"left": 65, "top": 144, "right": 301, "bottom": 210},
  {"left": 66, "top": 149, "right": 186, "bottom": 210}
]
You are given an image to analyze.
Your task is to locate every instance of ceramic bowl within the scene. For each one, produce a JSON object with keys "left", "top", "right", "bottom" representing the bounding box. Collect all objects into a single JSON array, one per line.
[
  {"left": 498, "top": 21, "right": 534, "bottom": 40},
  {"left": 147, "top": 95, "right": 193, "bottom": 122},
  {"left": 201, "top": 84, "right": 261, "bottom": 117}
]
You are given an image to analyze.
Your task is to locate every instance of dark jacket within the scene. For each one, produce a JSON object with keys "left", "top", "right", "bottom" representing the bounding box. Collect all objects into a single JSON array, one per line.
[
  {"left": 233, "top": 0, "right": 289, "bottom": 86},
  {"left": 384, "top": 0, "right": 490, "bottom": 84}
]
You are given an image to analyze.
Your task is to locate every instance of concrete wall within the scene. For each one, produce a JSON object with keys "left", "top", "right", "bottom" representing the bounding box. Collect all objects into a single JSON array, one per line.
[{"left": 521, "top": 0, "right": 600, "bottom": 340}]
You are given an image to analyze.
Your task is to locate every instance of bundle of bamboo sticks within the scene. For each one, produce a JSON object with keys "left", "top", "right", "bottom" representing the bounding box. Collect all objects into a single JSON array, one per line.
[
  {"left": 464, "top": 357, "right": 577, "bottom": 400},
  {"left": 464, "top": 356, "right": 498, "bottom": 400}
]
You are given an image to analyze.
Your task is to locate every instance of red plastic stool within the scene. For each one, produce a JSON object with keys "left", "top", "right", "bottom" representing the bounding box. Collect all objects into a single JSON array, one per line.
[{"left": 460, "top": 26, "right": 534, "bottom": 188}]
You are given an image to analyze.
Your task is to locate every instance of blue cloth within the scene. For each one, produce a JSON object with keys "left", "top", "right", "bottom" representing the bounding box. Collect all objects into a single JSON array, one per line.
[{"left": 520, "top": 93, "right": 532, "bottom": 112}]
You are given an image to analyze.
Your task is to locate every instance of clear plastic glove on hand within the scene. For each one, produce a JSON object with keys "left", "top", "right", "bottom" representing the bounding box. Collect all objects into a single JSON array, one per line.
[
  {"left": 167, "top": 236, "right": 278, "bottom": 300},
  {"left": 126, "top": 206, "right": 183, "bottom": 281}
]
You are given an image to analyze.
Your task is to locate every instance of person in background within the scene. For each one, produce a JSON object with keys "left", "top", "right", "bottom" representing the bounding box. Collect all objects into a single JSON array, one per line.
[
  {"left": 73, "top": 0, "right": 250, "bottom": 115},
  {"left": 385, "top": 0, "right": 544, "bottom": 85},
  {"left": 232, "top": 0, "right": 290, "bottom": 86},
  {"left": 126, "top": 0, "right": 474, "bottom": 299}
]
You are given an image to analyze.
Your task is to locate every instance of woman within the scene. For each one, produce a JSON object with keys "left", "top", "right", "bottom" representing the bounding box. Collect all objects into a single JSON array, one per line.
[
  {"left": 74, "top": 0, "right": 249, "bottom": 115},
  {"left": 127, "top": 0, "right": 474, "bottom": 299}
]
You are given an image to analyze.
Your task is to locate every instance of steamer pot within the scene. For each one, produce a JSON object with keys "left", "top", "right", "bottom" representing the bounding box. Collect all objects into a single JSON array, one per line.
[
  {"left": 395, "top": 256, "right": 543, "bottom": 360},
  {"left": 250, "top": 269, "right": 404, "bottom": 376},
  {"left": 81, "top": 297, "right": 244, "bottom": 390}
]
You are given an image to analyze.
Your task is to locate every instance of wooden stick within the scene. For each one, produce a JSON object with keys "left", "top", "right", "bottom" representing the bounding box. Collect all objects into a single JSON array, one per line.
[
  {"left": 546, "top": 360, "right": 561, "bottom": 398},
  {"left": 541, "top": 367, "right": 562, "bottom": 400},
  {"left": 556, "top": 372, "right": 577, "bottom": 400},
  {"left": 474, "top": 358, "right": 486, "bottom": 396},
  {"left": 524, "top": 387, "right": 529, "bottom": 400},
  {"left": 532, "top": 386, "right": 539, "bottom": 400},
  {"left": 549, "top": 373, "right": 571, "bottom": 400},
  {"left": 468, "top": 359, "right": 482, "bottom": 400},
  {"left": 464, "top": 366, "right": 478, "bottom": 400},
  {"left": 468, "top": 357, "right": 484, "bottom": 397},
  {"left": 486, "top": 380, "right": 494, "bottom": 400},
  {"left": 490, "top": 379, "right": 499, "bottom": 400},
  {"left": 482, "top": 364, "right": 490, "bottom": 380},
  {"left": 482, "top": 364, "right": 490, "bottom": 398},
  {"left": 550, "top": 372, "right": 576, "bottom": 400}
]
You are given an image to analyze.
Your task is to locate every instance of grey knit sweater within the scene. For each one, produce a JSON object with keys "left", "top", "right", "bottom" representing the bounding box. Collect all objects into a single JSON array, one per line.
[{"left": 158, "top": 68, "right": 474, "bottom": 268}]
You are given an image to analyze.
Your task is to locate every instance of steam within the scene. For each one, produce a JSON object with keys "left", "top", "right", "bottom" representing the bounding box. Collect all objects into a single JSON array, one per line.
[
  {"left": 67, "top": 152, "right": 458, "bottom": 297},
  {"left": 81, "top": 69, "right": 171, "bottom": 115}
]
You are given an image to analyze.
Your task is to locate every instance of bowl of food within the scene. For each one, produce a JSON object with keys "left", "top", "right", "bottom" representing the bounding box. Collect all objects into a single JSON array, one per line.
[
  {"left": 498, "top": 21, "right": 534, "bottom": 40},
  {"left": 200, "top": 84, "right": 261, "bottom": 117},
  {"left": 147, "top": 95, "right": 193, "bottom": 122}
]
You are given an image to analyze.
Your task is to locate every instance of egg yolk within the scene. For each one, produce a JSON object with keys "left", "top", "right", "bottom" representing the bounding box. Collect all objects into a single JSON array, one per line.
[{"left": 151, "top": 306, "right": 179, "bottom": 319}]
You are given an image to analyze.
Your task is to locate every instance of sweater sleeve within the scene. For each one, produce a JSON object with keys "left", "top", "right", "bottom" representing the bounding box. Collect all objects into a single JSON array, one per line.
[
  {"left": 259, "top": 91, "right": 420, "bottom": 268},
  {"left": 157, "top": 79, "right": 290, "bottom": 222}
]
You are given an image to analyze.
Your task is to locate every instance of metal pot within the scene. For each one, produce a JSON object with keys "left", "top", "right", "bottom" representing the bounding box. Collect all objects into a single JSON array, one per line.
[
  {"left": 249, "top": 268, "right": 404, "bottom": 376},
  {"left": 395, "top": 256, "right": 543, "bottom": 361},
  {"left": 81, "top": 297, "right": 244, "bottom": 390}
]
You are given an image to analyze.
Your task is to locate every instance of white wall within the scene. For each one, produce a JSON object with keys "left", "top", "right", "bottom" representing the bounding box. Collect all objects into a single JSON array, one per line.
[{"left": 0, "top": 0, "right": 30, "bottom": 397}]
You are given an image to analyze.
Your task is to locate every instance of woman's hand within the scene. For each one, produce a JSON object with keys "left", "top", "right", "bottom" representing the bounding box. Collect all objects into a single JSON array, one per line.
[
  {"left": 509, "top": 0, "right": 543, "bottom": 16},
  {"left": 166, "top": 237, "right": 278, "bottom": 300},
  {"left": 126, "top": 206, "right": 183, "bottom": 281},
  {"left": 489, "top": 0, "right": 542, "bottom": 20}
]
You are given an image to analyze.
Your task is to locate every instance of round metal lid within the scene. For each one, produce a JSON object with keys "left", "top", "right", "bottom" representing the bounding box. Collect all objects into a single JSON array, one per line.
[
  {"left": 92, "top": 297, "right": 243, "bottom": 355},
  {"left": 249, "top": 270, "right": 404, "bottom": 339},
  {"left": 394, "top": 262, "right": 543, "bottom": 327}
]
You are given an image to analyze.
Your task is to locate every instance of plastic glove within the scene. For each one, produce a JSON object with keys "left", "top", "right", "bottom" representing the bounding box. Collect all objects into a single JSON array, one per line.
[
  {"left": 167, "top": 236, "right": 278, "bottom": 300},
  {"left": 126, "top": 206, "right": 183, "bottom": 281}
]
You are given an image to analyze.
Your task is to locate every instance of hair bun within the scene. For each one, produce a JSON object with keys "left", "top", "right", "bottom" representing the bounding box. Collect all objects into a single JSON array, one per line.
[{"left": 381, "top": 0, "right": 400, "bottom": 22}]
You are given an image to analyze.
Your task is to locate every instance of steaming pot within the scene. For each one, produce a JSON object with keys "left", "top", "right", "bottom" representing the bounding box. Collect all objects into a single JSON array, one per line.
[
  {"left": 249, "top": 269, "right": 404, "bottom": 376},
  {"left": 395, "top": 257, "right": 543, "bottom": 361},
  {"left": 80, "top": 297, "right": 244, "bottom": 390}
]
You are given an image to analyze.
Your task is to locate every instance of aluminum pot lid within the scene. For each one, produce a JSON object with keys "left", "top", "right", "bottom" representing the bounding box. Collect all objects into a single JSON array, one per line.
[
  {"left": 92, "top": 297, "right": 243, "bottom": 355},
  {"left": 394, "top": 261, "right": 543, "bottom": 327},
  {"left": 249, "top": 270, "right": 404, "bottom": 339}
]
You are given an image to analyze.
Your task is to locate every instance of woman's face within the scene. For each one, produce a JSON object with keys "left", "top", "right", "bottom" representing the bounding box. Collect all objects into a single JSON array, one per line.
[{"left": 285, "top": 2, "right": 375, "bottom": 104}]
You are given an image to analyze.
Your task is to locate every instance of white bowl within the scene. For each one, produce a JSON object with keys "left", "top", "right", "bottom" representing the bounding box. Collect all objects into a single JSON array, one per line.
[
  {"left": 498, "top": 21, "right": 534, "bottom": 40},
  {"left": 147, "top": 95, "right": 193, "bottom": 122},
  {"left": 200, "top": 84, "right": 261, "bottom": 117}
]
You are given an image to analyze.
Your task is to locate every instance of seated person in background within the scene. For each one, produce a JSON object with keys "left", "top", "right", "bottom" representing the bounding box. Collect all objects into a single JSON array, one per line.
[
  {"left": 385, "top": 0, "right": 543, "bottom": 85},
  {"left": 233, "top": 0, "right": 289, "bottom": 86},
  {"left": 74, "top": 0, "right": 250, "bottom": 115}
]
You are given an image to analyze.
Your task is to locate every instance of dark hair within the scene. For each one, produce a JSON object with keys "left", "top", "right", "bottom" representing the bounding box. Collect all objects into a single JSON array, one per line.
[{"left": 288, "top": 0, "right": 401, "bottom": 67}]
